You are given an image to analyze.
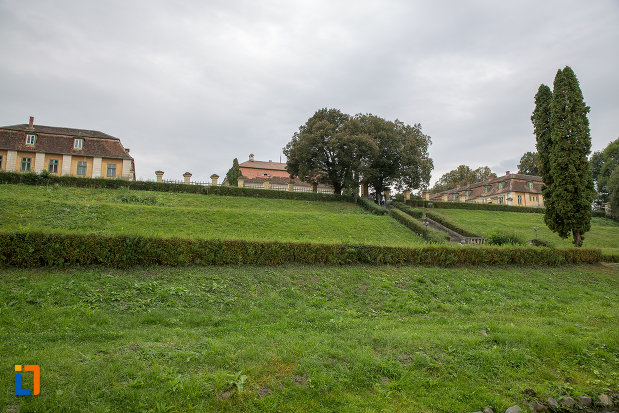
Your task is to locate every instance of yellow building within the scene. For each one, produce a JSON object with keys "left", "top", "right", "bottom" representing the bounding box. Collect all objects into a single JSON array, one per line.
[
  {"left": 429, "top": 171, "right": 544, "bottom": 207},
  {"left": 0, "top": 116, "right": 134, "bottom": 180}
]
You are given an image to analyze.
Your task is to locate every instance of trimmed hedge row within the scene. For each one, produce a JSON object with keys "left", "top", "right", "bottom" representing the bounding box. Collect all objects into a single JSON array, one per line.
[
  {"left": 409, "top": 198, "right": 546, "bottom": 213},
  {"left": 0, "top": 171, "right": 346, "bottom": 202},
  {"left": 601, "top": 253, "right": 619, "bottom": 263},
  {"left": 391, "top": 209, "right": 449, "bottom": 243},
  {"left": 0, "top": 232, "right": 601, "bottom": 267},
  {"left": 424, "top": 211, "right": 481, "bottom": 238},
  {"left": 391, "top": 201, "right": 423, "bottom": 218},
  {"left": 410, "top": 199, "right": 613, "bottom": 219},
  {"left": 356, "top": 196, "right": 389, "bottom": 215}
]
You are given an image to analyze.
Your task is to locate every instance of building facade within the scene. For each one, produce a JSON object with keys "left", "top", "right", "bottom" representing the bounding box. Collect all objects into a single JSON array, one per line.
[
  {"left": 0, "top": 117, "right": 134, "bottom": 180},
  {"left": 428, "top": 171, "right": 544, "bottom": 207},
  {"left": 226, "top": 154, "right": 333, "bottom": 193}
]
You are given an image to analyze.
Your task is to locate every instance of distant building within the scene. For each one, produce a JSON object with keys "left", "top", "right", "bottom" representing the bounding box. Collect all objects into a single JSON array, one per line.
[
  {"left": 225, "top": 154, "right": 333, "bottom": 193},
  {"left": 0, "top": 116, "right": 135, "bottom": 180},
  {"left": 427, "top": 171, "right": 544, "bottom": 207}
]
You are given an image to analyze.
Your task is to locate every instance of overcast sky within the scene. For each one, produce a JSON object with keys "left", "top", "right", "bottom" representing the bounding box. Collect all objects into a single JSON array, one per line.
[{"left": 1, "top": 0, "right": 617, "bottom": 185}]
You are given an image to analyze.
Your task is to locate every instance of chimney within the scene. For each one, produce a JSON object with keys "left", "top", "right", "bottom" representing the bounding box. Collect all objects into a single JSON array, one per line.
[
  {"left": 28, "top": 116, "right": 34, "bottom": 130},
  {"left": 249, "top": 153, "right": 255, "bottom": 161},
  {"left": 505, "top": 171, "right": 510, "bottom": 176}
]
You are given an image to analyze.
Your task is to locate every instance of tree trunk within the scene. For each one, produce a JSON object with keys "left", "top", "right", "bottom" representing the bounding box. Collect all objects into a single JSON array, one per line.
[
  {"left": 573, "top": 229, "right": 582, "bottom": 247},
  {"left": 332, "top": 182, "right": 342, "bottom": 195}
]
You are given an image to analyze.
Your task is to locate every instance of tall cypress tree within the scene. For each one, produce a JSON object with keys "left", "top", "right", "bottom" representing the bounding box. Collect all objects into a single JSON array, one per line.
[
  {"left": 225, "top": 158, "right": 241, "bottom": 186},
  {"left": 547, "top": 66, "right": 595, "bottom": 246},
  {"left": 531, "top": 84, "right": 555, "bottom": 231}
]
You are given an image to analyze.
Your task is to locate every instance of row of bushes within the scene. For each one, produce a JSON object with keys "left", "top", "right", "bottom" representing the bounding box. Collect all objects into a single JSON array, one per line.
[
  {"left": 391, "top": 209, "right": 449, "bottom": 243},
  {"left": 408, "top": 198, "right": 546, "bottom": 213},
  {"left": 408, "top": 197, "right": 612, "bottom": 218},
  {"left": 391, "top": 201, "right": 423, "bottom": 218},
  {"left": 424, "top": 211, "right": 481, "bottom": 238},
  {"left": 356, "top": 196, "right": 389, "bottom": 215},
  {"left": 0, "top": 233, "right": 602, "bottom": 267},
  {"left": 0, "top": 171, "right": 347, "bottom": 202}
]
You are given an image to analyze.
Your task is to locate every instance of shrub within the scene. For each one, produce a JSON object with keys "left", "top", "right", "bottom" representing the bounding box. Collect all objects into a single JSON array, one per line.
[
  {"left": 601, "top": 253, "right": 619, "bottom": 263},
  {"left": 356, "top": 197, "right": 388, "bottom": 215},
  {"left": 424, "top": 211, "right": 480, "bottom": 238},
  {"left": 486, "top": 229, "right": 526, "bottom": 246},
  {"left": 391, "top": 209, "right": 449, "bottom": 243},
  {"left": 391, "top": 201, "right": 423, "bottom": 218},
  {"left": 530, "top": 239, "right": 554, "bottom": 248},
  {"left": 0, "top": 232, "right": 601, "bottom": 268}
]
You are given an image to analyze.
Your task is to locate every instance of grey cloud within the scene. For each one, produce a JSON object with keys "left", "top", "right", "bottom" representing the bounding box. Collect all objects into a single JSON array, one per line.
[{"left": 0, "top": 0, "right": 617, "bottom": 183}]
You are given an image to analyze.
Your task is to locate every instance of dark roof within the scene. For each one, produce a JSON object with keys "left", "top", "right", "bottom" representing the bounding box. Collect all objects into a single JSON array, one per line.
[
  {"left": 239, "top": 159, "right": 287, "bottom": 171},
  {"left": 1, "top": 124, "right": 119, "bottom": 140},
  {"left": 0, "top": 128, "right": 133, "bottom": 160}
]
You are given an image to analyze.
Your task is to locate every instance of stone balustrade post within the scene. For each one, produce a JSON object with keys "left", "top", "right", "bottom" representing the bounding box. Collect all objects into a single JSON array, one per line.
[
  {"left": 312, "top": 183, "right": 318, "bottom": 193},
  {"left": 403, "top": 189, "right": 411, "bottom": 201},
  {"left": 263, "top": 180, "right": 271, "bottom": 190},
  {"left": 155, "top": 171, "right": 164, "bottom": 183},
  {"left": 288, "top": 181, "right": 294, "bottom": 192},
  {"left": 238, "top": 176, "right": 245, "bottom": 187},
  {"left": 183, "top": 172, "right": 192, "bottom": 184},
  {"left": 210, "top": 174, "right": 219, "bottom": 186}
]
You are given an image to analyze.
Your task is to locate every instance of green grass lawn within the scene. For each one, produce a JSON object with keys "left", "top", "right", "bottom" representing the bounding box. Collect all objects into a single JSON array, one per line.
[
  {"left": 428, "top": 208, "right": 619, "bottom": 254},
  {"left": 1, "top": 264, "right": 617, "bottom": 412},
  {"left": 0, "top": 184, "right": 423, "bottom": 247}
]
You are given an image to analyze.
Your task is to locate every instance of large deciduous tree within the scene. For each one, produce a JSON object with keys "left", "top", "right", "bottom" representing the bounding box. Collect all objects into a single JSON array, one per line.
[
  {"left": 590, "top": 138, "right": 619, "bottom": 208},
  {"left": 540, "top": 66, "right": 596, "bottom": 247},
  {"left": 283, "top": 108, "right": 377, "bottom": 195},
  {"left": 517, "top": 151, "right": 540, "bottom": 175},
  {"left": 430, "top": 165, "right": 496, "bottom": 193},
  {"left": 357, "top": 114, "right": 433, "bottom": 201}
]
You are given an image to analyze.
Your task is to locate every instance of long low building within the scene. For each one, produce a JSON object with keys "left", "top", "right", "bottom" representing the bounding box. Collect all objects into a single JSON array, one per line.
[
  {"left": 428, "top": 171, "right": 544, "bottom": 207},
  {"left": 0, "top": 116, "right": 135, "bottom": 180}
]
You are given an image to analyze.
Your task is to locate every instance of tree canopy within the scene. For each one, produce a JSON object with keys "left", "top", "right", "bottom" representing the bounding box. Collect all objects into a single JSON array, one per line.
[
  {"left": 517, "top": 151, "right": 539, "bottom": 175},
  {"left": 430, "top": 165, "right": 496, "bottom": 193},
  {"left": 284, "top": 108, "right": 433, "bottom": 197},
  {"left": 535, "top": 66, "right": 595, "bottom": 247},
  {"left": 225, "top": 158, "right": 241, "bottom": 187},
  {"left": 590, "top": 137, "right": 619, "bottom": 208}
]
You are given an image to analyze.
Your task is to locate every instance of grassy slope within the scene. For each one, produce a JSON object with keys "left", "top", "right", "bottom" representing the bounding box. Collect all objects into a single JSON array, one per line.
[
  {"left": 1, "top": 265, "right": 617, "bottom": 412},
  {"left": 0, "top": 185, "right": 423, "bottom": 247},
  {"left": 429, "top": 209, "right": 619, "bottom": 253}
]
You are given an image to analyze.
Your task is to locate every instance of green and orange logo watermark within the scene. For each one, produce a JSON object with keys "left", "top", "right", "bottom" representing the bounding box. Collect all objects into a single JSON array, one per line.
[{"left": 14, "top": 365, "right": 40, "bottom": 396}]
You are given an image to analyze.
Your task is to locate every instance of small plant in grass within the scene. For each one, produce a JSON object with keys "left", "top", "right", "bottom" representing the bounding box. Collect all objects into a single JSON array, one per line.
[
  {"left": 486, "top": 228, "right": 525, "bottom": 246},
  {"left": 228, "top": 371, "right": 247, "bottom": 393}
]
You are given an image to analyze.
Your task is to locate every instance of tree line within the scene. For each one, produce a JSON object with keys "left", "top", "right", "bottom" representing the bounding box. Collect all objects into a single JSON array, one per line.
[{"left": 283, "top": 108, "right": 433, "bottom": 200}]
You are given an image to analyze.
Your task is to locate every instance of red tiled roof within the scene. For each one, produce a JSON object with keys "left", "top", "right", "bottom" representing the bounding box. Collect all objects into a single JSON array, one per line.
[
  {"left": 239, "top": 159, "right": 287, "bottom": 171},
  {"left": 0, "top": 128, "right": 133, "bottom": 160},
  {"left": 1, "top": 123, "right": 119, "bottom": 140}
]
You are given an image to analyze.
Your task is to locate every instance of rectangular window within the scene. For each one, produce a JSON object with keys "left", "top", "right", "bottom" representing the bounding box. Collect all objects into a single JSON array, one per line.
[
  {"left": 48, "top": 159, "right": 59, "bottom": 173},
  {"left": 499, "top": 196, "right": 504, "bottom": 204},
  {"left": 77, "top": 161, "right": 87, "bottom": 176},
  {"left": 74, "top": 138, "right": 84, "bottom": 150},
  {"left": 0, "top": 155, "right": 3, "bottom": 169},
  {"left": 107, "top": 164, "right": 116, "bottom": 178},
  {"left": 21, "top": 157, "right": 31, "bottom": 171},
  {"left": 498, "top": 182, "right": 504, "bottom": 190},
  {"left": 25, "top": 134, "right": 36, "bottom": 145},
  {"left": 527, "top": 182, "right": 533, "bottom": 189},
  {"left": 518, "top": 195, "right": 523, "bottom": 205}
]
